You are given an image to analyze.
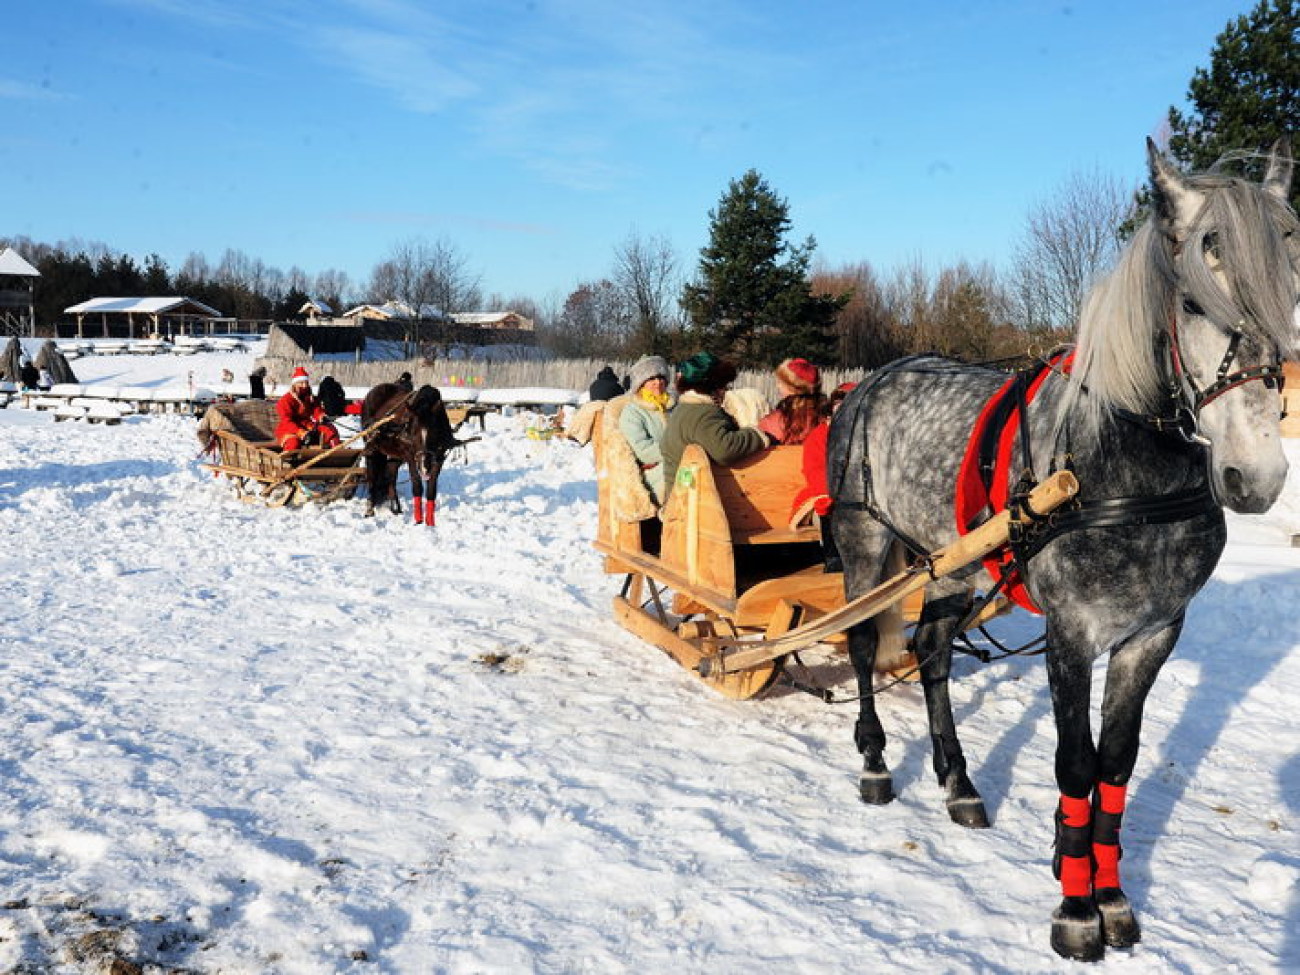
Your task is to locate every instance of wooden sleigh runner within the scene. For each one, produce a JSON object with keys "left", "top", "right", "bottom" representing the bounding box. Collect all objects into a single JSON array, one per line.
[{"left": 593, "top": 414, "right": 1079, "bottom": 700}]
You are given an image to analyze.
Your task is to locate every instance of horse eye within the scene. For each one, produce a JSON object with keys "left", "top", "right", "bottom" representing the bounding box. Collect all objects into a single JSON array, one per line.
[{"left": 1182, "top": 297, "right": 1205, "bottom": 316}]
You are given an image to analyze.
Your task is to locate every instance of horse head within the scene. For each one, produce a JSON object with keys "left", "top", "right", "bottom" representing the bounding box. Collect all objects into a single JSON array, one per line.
[
  {"left": 1069, "top": 139, "right": 1298, "bottom": 513},
  {"left": 409, "top": 385, "right": 460, "bottom": 460},
  {"left": 1150, "top": 139, "right": 1298, "bottom": 512}
]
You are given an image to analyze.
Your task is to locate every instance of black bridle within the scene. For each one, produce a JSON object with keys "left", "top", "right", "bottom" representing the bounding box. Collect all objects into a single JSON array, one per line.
[{"left": 1113, "top": 301, "right": 1286, "bottom": 448}]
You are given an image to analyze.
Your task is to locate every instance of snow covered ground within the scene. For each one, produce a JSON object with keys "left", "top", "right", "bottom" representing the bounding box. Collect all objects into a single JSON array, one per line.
[{"left": 0, "top": 350, "right": 1297, "bottom": 973}]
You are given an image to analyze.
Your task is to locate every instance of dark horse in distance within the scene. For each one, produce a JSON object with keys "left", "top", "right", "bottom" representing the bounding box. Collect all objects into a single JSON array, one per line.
[
  {"left": 827, "top": 140, "right": 1297, "bottom": 961},
  {"left": 361, "top": 383, "right": 468, "bottom": 525}
]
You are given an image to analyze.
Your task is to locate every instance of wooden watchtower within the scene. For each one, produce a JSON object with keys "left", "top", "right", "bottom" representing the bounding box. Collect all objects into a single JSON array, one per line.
[{"left": 0, "top": 247, "right": 39, "bottom": 337}]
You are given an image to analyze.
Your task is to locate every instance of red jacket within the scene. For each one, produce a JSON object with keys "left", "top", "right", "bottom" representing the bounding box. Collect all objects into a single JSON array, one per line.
[
  {"left": 275, "top": 388, "right": 327, "bottom": 445},
  {"left": 790, "top": 420, "right": 833, "bottom": 519}
]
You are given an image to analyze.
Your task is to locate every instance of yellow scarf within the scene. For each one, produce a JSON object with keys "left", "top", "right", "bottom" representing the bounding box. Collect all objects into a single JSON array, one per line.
[{"left": 638, "top": 389, "right": 670, "bottom": 412}]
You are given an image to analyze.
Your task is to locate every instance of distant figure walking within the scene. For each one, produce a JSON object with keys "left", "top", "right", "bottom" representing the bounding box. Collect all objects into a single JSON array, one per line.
[
  {"left": 19, "top": 359, "right": 39, "bottom": 391},
  {"left": 588, "top": 365, "right": 623, "bottom": 402}
]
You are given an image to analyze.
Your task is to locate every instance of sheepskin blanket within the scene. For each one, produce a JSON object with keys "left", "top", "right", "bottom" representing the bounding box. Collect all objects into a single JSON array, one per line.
[
  {"left": 722, "top": 387, "right": 770, "bottom": 429},
  {"left": 564, "top": 399, "right": 606, "bottom": 446},
  {"left": 196, "top": 399, "right": 278, "bottom": 451},
  {"left": 599, "top": 395, "right": 657, "bottom": 523}
]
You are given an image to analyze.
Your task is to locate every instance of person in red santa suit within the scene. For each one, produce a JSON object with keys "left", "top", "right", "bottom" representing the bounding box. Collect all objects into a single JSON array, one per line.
[{"left": 275, "top": 367, "right": 340, "bottom": 453}]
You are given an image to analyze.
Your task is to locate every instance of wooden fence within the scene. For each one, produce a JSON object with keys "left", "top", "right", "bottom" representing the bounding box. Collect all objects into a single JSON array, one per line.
[{"left": 254, "top": 354, "right": 869, "bottom": 404}]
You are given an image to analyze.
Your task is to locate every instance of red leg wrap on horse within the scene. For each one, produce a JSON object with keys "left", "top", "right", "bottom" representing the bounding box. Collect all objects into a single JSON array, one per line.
[
  {"left": 413, "top": 497, "right": 425, "bottom": 524},
  {"left": 1059, "top": 855, "right": 1093, "bottom": 898},
  {"left": 1092, "top": 782, "right": 1127, "bottom": 889},
  {"left": 1093, "top": 843, "right": 1120, "bottom": 890},
  {"left": 426, "top": 501, "right": 435, "bottom": 526},
  {"left": 1057, "top": 795, "right": 1093, "bottom": 897},
  {"left": 1060, "top": 795, "right": 1091, "bottom": 828}
]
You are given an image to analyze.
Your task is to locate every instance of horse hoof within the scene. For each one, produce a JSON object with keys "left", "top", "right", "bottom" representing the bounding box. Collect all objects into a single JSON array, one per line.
[
  {"left": 1096, "top": 888, "right": 1141, "bottom": 948},
  {"left": 946, "top": 795, "right": 990, "bottom": 828},
  {"left": 364, "top": 506, "right": 376, "bottom": 518},
  {"left": 858, "top": 769, "right": 895, "bottom": 805},
  {"left": 1051, "top": 896, "right": 1105, "bottom": 962}
]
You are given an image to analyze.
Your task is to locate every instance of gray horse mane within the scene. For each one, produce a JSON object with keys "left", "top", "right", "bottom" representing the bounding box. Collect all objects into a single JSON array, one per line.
[{"left": 1062, "top": 166, "right": 1298, "bottom": 436}]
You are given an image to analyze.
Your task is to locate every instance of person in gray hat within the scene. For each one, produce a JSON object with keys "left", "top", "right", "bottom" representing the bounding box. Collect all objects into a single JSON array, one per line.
[{"left": 618, "top": 355, "right": 675, "bottom": 505}]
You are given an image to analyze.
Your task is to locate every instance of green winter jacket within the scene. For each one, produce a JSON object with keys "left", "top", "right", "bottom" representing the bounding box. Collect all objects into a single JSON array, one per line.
[{"left": 661, "top": 391, "right": 769, "bottom": 498}]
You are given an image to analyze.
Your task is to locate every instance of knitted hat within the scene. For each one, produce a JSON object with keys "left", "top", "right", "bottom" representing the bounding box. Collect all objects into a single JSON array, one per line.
[
  {"left": 775, "top": 358, "right": 820, "bottom": 394},
  {"left": 628, "top": 355, "right": 670, "bottom": 392},
  {"left": 677, "top": 352, "right": 738, "bottom": 390},
  {"left": 290, "top": 366, "right": 310, "bottom": 385}
]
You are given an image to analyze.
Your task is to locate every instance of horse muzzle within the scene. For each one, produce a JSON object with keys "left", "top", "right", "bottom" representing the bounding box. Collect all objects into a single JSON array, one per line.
[{"left": 1215, "top": 457, "right": 1289, "bottom": 514}]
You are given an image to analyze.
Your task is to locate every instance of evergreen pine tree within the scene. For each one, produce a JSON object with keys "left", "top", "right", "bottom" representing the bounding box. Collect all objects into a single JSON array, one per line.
[
  {"left": 681, "top": 170, "right": 844, "bottom": 367},
  {"left": 1120, "top": 0, "right": 1298, "bottom": 239},
  {"left": 1166, "top": 0, "right": 1299, "bottom": 211}
]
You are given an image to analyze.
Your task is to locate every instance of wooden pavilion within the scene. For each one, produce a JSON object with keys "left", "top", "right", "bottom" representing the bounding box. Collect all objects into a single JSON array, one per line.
[{"left": 63, "top": 296, "right": 223, "bottom": 339}]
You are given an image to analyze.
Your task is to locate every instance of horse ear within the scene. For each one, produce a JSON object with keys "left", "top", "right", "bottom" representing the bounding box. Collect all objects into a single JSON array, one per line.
[
  {"left": 1147, "top": 137, "right": 1203, "bottom": 240},
  {"left": 1262, "top": 138, "right": 1293, "bottom": 201}
]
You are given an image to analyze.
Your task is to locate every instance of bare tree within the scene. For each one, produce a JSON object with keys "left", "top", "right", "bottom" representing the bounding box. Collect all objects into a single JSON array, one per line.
[
  {"left": 313, "top": 268, "right": 351, "bottom": 312},
  {"left": 421, "top": 238, "right": 483, "bottom": 316},
  {"left": 812, "top": 261, "right": 901, "bottom": 368},
  {"left": 284, "top": 266, "right": 310, "bottom": 296},
  {"left": 1008, "top": 168, "right": 1136, "bottom": 331},
  {"left": 368, "top": 237, "right": 483, "bottom": 353},
  {"left": 612, "top": 230, "right": 681, "bottom": 356},
  {"left": 541, "top": 280, "right": 635, "bottom": 359},
  {"left": 176, "top": 252, "right": 210, "bottom": 289}
]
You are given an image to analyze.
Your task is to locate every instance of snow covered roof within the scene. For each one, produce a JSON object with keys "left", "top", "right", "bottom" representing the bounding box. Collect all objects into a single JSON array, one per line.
[
  {"left": 64, "top": 296, "right": 223, "bottom": 317},
  {"left": 342, "top": 301, "right": 446, "bottom": 321},
  {"left": 452, "top": 311, "right": 535, "bottom": 330},
  {"left": 299, "top": 298, "right": 335, "bottom": 315},
  {"left": 0, "top": 247, "right": 40, "bottom": 277}
]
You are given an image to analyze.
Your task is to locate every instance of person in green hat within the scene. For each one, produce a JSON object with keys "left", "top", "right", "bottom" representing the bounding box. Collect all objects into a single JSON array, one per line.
[{"left": 660, "top": 352, "right": 772, "bottom": 498}]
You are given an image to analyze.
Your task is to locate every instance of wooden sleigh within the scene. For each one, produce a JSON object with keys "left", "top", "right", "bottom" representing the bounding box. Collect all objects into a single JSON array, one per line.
[
  {"left": 593, "top": 417, "right": 1078, "bottom": 700},
  {"left": 197, "top": 400, "right": 366, "bottom": 507}
]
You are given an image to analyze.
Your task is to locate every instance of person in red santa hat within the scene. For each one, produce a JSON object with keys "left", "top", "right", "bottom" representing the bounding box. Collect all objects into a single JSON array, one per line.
[
  {"left": 757, "top": 357, "right": 825, "bottom": 445},
  {"left": 275, "top": 366, "right": 341, "bottom": 454}
]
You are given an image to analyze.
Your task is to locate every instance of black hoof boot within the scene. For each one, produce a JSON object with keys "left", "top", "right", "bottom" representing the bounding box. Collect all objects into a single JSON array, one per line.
[
  {"left": 945, "top": 771, "right": 990, "bottom": 828},
  {"left": 1096, "top": 888, "right": 1140, "bottom": 948},
  {"left": 858, "top": 759, "right": 895, "bottom": 805},
  {"left": 946, "top": 794, "right": 990, "bottom": 828},
  {"left": 1051, "top": 896, "right": 1104, "bottom": 962}
]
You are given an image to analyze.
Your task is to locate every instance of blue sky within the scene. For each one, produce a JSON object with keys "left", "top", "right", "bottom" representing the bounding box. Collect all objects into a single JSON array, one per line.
[{"left": 2, "top": 0, "right": 1253, "bottom": 307}]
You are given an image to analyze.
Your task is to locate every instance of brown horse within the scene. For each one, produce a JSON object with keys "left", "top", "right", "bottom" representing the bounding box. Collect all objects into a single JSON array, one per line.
[{"left": 360, "top": 383, "right": 471, "bottom": 525}]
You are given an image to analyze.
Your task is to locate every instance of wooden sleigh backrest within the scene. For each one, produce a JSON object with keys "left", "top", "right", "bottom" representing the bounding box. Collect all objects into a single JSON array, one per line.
[
  {"left": 660, "top": 445, "right": 819, "bottom": 600},
  {"left": 711, "top": 446, "right": 817, "bottom": 544}
]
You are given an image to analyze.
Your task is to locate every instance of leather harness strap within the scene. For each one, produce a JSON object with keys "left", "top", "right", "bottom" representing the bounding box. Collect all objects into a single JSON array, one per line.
[{"left": 955, "top": 353, "right": 1069, "bottom": 613}]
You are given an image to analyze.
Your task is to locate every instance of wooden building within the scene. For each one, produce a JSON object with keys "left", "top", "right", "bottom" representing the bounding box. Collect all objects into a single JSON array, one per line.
[{"left": 0, "top": 247, "right": 40, "bottom": 337}]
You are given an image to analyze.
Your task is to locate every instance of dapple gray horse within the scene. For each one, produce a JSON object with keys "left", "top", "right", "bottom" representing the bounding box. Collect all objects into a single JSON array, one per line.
[{"left": 827, "top": 140, "right": 1298, "bottom": 962}]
